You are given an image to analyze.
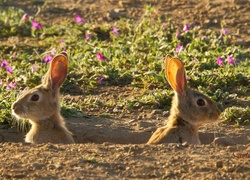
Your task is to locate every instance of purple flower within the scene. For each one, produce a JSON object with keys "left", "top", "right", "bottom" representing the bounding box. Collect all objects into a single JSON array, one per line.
[
  {"left": 183, "top": 24, "right": 190, "bottom": 32},
  {"left": 6, "top": 82, "right": 17, "bottom": 90},
  {"left": 85, "top": 33, "right": 91, "bottom": 40},
  {"left": 1, "top": 59, "right": 7, "bottom": 67},
  {"left": 96, "top": 53, "right": 105, "bottom": 61},
  {"left": 162, "top": 22, "right": 167, "bottom": 28},
  {"left": 50, "top": 48, "right": 56, "bottom": 55},
  {"left": 21, "top": 13, "right": 29, "bottom": 22},
  {"left": 6, "top": 66, "right": 13, "bottom": 74},
  {"left": 75, "top": 14, "right": 85, "bottom": 23},
  {"left": 98, "top": 77, "right": 104, "bottom": 83},
  {"left": 227, "top": 56, "right": 235, "bottom": 65},
  {"left": 176, "top": 45, "right": 183, "bottom": 53},
  {"left": 176, "top": 31, "right": 180, "bottom": 38},
  {"left": 31, "top": 19, "right": 42, "bottom": 29},
  {"left": 193, "top": 57, "right": 198, "bottom": 62},
  {"left": 113, "top": 27, "right": 119, "bottom": 35},
  {"left": 32, "top": 65, "right": 38, "bottom": 71},
  {"left": 222, "top": 29, "right": 227, "bottom": 35},
  {"left": 44, "top": 55, "right": 53, "bottom": 63},
  {"left": 202, "top": 35, "right": 208, "bottom": 40},
  {"left": 60, "top": 39, "right": 65, "bottom": 43},
  {"left": 1, "top": 60, "right": 13, "bottom": 74},
  {"left": 216, "top": 57, "right": 224, "bottom": 66}
]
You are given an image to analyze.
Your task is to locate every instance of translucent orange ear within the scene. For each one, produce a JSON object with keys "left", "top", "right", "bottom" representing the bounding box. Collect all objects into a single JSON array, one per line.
[
  {"left": 165, "top": 57, "right": 186, "bottom": 94},
  {"left": 165, "top": 54, "right": 172, "bottom": 80},
  {"left": 50, "top": 53, "right": 68, "bottom": 90}
]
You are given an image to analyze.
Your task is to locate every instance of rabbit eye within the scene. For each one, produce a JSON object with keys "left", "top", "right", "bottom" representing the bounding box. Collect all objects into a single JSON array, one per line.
[
  {"left": 31, "top": 94, "right": 39, "bottom": 101},
  {"left": 197, "top": 99, "right": 205, "bottom": 106}
]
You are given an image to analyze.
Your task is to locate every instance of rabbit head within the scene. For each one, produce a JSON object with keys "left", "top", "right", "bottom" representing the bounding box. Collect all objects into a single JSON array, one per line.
[
  {"left": 165, "top": 55, "right": 221, "bottom": 126},
  {"left": 12, "top": 52, "right": 68, "bottom": 122}
]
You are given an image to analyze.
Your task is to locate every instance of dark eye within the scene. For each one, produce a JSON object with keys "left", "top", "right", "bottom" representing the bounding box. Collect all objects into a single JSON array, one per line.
[
  {"left": 31, "top": 94, "right": 39, "bottom": 101},
  {"left": 197, "top": 99, "right": 205, "bottom": 106}
]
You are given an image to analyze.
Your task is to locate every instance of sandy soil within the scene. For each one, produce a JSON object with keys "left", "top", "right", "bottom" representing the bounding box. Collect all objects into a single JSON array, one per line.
[{"left": 1, "top": 0, "right": 250, "bottom": 179}]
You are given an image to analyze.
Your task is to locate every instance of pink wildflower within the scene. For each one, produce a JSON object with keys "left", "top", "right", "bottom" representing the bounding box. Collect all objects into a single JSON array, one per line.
[
  {"left": 6, "top": 66, "right": 13, "bottom": 74},
  {"left": 98, "top": 77, "right": 104, "bottom": 83},
  {"left": 85, "top": 33, "right": 91, "bottom": 40},
  {"left": 202, "top": 36, "right": 208, "bottom": 40},
  {"left": 222, "top": 29, "right": 227, "bottom": 35},
  {"left": 113, "top": 27, "right": 119, "bottom": 35},
  {"left": 1, "top": 59, "right": 7, "bottom": 67},
  {"left": 216, "top": 57, "right": 224, "bottom": 66},
  {"left": 96, "top": 53, "right": 105, "bottom": 61},
  {"left": 75, "top": 14, "right": 85, "bottom": 23},
  {"left": 21, "top": 13, "right": 29, "bottom": 22},
  {"left": 176, "top": 45, "right": 183, "bottom": 53},
  {"left": 193, "top": 57, "right": 198, "bottom": 63},
  {"left": 44, "top": 55, "right": 53, "bottom": 63},
  {"left": 176, "top": 31, "right": 180, "bottom": 38},
  {"left": 227, "top": 56, "right": 235, "bottom": 65},
  {"left": 32, "top": 65, "right": 38, "bottom": 72},
  {"left": 31, "top": 19, "right": 42, "bottom": 29},
  {"left": 162, "top": 22, "right": 167, "bottom": 28},
  {"left": 50, "top": 48, "right": 56, "bottom": 55},
  {"left": 6, "top": 82, "right": 17, "bottom": 90},
  {"left": 183, "top": 24, "right": 190, "bottom": 32}
]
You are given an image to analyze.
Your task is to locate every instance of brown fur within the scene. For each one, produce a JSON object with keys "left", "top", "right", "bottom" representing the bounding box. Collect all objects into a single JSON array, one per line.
[
  {"left": 147, "top": 55, "right": 221, "bottom": 145},
  {"left": 11, "top": 52, "right": 74, "bottom": 144}
]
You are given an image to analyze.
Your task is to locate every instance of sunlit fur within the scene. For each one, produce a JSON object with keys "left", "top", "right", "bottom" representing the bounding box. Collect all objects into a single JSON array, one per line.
[
  {"left": 12, "top": 84, "right": 74, "bottom": 144},
  {"left": 147, "top": 89, "right": 221, "bottom": 145},
  {"left": 173, "top": 89, "right": 221, "bottom": 127},
  {"left": 11, "top": 53, "right": 74, "bottom": 144},
  {"left": 147, "top": 56, "right": 221, "bottom": 145},
  {"left": 12, "top": 86, "right": 58, "bottom": 121}
]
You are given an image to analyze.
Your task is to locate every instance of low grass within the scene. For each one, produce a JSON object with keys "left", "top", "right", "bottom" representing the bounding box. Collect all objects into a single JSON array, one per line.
[{"left": 0, "top": 6, "right": 249, "bottom": 126}]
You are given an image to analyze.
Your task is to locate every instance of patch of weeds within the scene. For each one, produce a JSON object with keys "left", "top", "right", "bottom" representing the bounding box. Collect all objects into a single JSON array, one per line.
[
  {"left": 61, "top": 106, "right": 84, "bottom": 118},
  {"left": 61, "top": 99, "right": 84, "bottom": 118},
  {"left": 0, "top": 89, "right": 16, "bottom": 124},
  {"left": 12, "top": 118, "right": 31, "bottom": 133},
  {"left": 122, "top": 90, "right": 172, "bottom": 110},
  {"left": 0, "top": 6, "right": 249, "bottom": 127},
  {"left": 221, "top": 106, "right": 250, "bottom": 125},
  {"left": 0, "top": 7, "right": 31, "bottom": 37}
]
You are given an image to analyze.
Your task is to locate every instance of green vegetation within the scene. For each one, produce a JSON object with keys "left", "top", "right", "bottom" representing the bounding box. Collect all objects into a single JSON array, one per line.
[{"left": 0, "top": 7, "right": 249, "bottom": 125}]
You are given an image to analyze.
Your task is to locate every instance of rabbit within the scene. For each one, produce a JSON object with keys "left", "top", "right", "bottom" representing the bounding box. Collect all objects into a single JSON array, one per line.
[
  {"left": 147, "top": 55, "right": 221, "bottom": 145},
  {"left": 11, "top": 52, "right": 74, "bottom": 144}
]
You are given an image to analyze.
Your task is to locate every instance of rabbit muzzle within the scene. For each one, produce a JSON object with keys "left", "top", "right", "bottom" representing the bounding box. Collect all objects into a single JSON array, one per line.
[{"left": 11, "top": 102, "right": 26, "bottom": 118}]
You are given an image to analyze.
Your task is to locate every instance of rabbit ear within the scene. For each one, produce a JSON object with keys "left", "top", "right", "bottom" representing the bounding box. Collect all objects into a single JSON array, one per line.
[
  {"left": 165, "top": 57, "right": 187, "bottom": 94},
  {"left": 59, "top": 52, "right": 68, "bottom": 58},
  {"left": 164, "top": 54, "right": 172, "bottom": 77},
  {"left": 43, "top": 53, "right": 68, "bottom": 90}
]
